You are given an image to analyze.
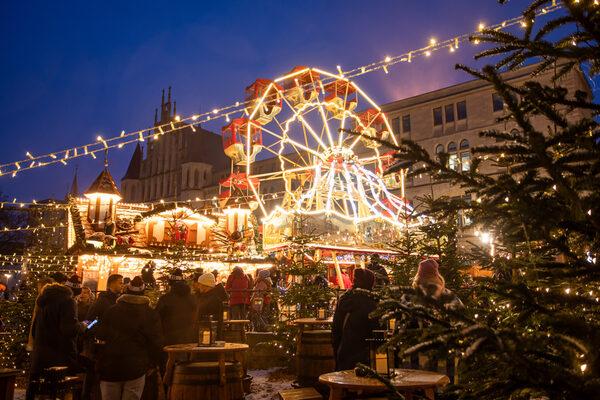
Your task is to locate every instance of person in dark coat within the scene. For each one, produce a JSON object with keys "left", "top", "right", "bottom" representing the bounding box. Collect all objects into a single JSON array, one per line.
[
  {"left": 86, "top": 274, "right": 123, "bottom": 322},
  {"left": 367, "top": 254, "right": 390, "bottom": 287},
  {"left": 96, "top": 276, "right": 163, "bottom": 400},
  {"left": 83, "top": 273, "right": 123, "bottom": 400},
  {"left": 155, "top": 269, "right": 195, "bottom": 345},
  {"left": 27, "top": 283, "right": 87, "bottom": 400},
  {"left": 332, "top": 268, "right": 379, "bottom": 371},
  {"left": 194, "top": 272, "right": 228, "bottom": 340}
]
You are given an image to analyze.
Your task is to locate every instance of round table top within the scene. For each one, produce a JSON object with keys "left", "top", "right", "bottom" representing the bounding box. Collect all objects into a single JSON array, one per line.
[
  {"left": 294, "top": 317, "right": 333, "bottom": 325},
  {"left": 163, "top": 342, "right": 249, "bottom": 353},
  {"left": 319, "top": 369, "right": 450, "bottom": 391},
  {"left": 223, "top": 320, "right": 250, "bottom": 324}
]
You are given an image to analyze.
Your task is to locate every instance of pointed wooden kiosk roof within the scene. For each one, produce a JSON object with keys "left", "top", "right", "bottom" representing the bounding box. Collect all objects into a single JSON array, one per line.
[{"left": 84, "top": 169, "right": 122, "bottom": 199}]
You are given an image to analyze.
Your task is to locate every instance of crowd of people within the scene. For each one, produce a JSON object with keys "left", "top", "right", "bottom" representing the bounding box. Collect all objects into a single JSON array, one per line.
[{"left": 11, "top": 254, "right": 462, "bottom": 400}]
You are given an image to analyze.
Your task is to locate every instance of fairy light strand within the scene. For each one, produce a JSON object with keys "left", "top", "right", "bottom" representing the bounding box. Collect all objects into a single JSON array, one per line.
[{"left": 0, "top": 4, "right": 563, "bottom": 178}]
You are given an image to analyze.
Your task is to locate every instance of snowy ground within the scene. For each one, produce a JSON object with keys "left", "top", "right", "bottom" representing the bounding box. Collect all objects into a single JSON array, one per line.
[
  {"left": 245, "top": 368, "right": 296, "bottom": 400},
  {"left": 13, "top": 368, "right": 296, "bottom": 400}
]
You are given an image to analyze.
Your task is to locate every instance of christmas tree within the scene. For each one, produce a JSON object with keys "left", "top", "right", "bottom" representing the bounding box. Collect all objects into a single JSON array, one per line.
[{"left": 375, "top": 1, "right": 600, "bottom": 398}]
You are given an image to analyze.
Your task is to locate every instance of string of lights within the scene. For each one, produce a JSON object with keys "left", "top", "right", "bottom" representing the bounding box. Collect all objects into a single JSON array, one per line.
[{"left": 0, "top": 4, "right": 565, "bottom": 179}]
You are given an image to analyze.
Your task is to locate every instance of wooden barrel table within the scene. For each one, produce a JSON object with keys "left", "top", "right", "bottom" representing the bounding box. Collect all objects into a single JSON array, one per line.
[
  {"left": 169, "top": 361, "right": 244, "bottom": 400},
  {"left": 294, "top": 318, "right": 335, "bottom": 387},
  {"left": 297, "top": 330, "right": 335, "bottom": 383}
]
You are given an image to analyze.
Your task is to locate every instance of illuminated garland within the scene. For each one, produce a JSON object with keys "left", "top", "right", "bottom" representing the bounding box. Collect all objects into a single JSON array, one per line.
[{"left": 0, "top": 4, "right": 564, "bottom": 179}]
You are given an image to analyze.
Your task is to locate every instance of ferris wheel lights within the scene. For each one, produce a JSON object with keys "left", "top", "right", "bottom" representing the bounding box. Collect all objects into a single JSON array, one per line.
[
  {"left": 158, "top": 126, "right": 164, "bottom": 134},
  {"left": 153, "top": 134, "right": 158, "bottom": 140},
  {"left": 383, "top": 65, "right": 389, "bottom": 74},
  {"left": 192, "top": 115, "right": 198, "bottom": 121},
  {"left": 50, "top": 153, "right": 57, "bottom": 159},
  {"left": 26, "top": 152, "right": 34, "bottom": 159},
  {"left": 213, "top": 109, "right": 218, "bottom": 114},
  {"left": 336, "top": 65, "right": 342, "bottom": 74},
  {"left": 479, "top": 23, "right": 485, "bottom": 31}
]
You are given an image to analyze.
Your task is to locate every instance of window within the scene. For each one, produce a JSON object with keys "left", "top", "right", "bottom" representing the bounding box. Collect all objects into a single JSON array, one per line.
[
  {"left": 433, "top": 107, "right": 443, "bottom": 126},
  {"left": 460, "top": 152, "right": 470, "bottom": 171},
  {"left": 445, "top": 104, "right": 454, "bottom": 123},
  {"left": 392, "top": 117, "right": 400, "bottom": 136},
  {"left": 492, "top": 93, "right": 504, "bottom": 112},
  {"left": 186, "top": 170, "right": 190, "bottom": 188},
  {"left": 435, "top": 144, "right": 444, "bottom": 154},
  {"left": 460, "top": 139, "right": 469, "bottom": 150},
  {"left": 457, "top": 101, "right": 467, "bottom": 120},
  {"left": 447, "top": 141, "right": 458, "bottom": 171},
  {"left": 402, "top": 115, "right": 411, "bottom": 133},
  {"left": 194, "top": 170, "right": 199, "bottom": 187}
]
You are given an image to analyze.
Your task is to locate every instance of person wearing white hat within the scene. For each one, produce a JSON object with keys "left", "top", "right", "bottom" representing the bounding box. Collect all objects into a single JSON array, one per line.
[{"left": 193, "top": 273, "right": 227, "bottom": 340}]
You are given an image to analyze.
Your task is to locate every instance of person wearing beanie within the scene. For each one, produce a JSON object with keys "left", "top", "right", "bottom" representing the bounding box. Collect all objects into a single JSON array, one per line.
[
  {"left": 332, "top": 268, "right": 380, "bottom": 371},
  {"left": 155, "top": 269, "right": 195, "bottom": 374},
  {"left": 226, "top": 267, "right": 251, "bottom": 320},
  {"left": 96, "top": 276, "right": 162, "bottom": 400},
  {"left": 194, "top": 272, "right": 228, "bottom": 340},
  {"left": 65, "top": 274, "right": 83, "bottom": 297}
]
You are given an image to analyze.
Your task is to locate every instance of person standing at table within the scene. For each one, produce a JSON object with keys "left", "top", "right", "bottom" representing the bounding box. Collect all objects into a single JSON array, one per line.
[
  {"left": 83, "top": 274, "right": 123, "bottom": 400},
  {"left": 194, "top": 272, "right": 227, "bottom": 340},
  {"left": 155, "top": 269, "right": 195, "bottom": 345},
  {"left": 96, "top": 276, "right": 163, "bottom": 400},
  {"left": 226, "top": 266, "right": 250, "bottom": 320},
  {"left": 332, "top": 268, "right": 379, "bottom": 371},
  {"left": 27, "top": 278, "right": 88, "bottom": 400}
]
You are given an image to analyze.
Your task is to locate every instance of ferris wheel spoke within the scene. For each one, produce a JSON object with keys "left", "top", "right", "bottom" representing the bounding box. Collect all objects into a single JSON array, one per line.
[
  {"left": 316, "top": 104, "right": 335, "bottom": 148},
  {"left": 260, "top": 144, "right": 302, "bottom": 168}
]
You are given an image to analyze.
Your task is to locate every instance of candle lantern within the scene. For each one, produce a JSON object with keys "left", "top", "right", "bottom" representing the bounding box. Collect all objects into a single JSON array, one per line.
[
  {"left": 369, "top": 330, "right": 396, "bottom": 377},
  {"left": 316, "top": 306, "right": 328, "bottom": 320},
  {"left": 198, "top": 316, "right": 218, "bottom": 347}
]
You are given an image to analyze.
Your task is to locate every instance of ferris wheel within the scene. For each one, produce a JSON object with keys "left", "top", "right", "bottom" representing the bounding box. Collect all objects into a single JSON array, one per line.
[{"left": 220, "top": 66, "right": 413, "bottom": 227}]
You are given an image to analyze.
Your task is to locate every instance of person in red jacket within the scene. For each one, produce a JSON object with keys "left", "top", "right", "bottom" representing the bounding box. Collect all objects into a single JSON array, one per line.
[{"left": 226, "top": 267, "right": 250, "bottom": 320}]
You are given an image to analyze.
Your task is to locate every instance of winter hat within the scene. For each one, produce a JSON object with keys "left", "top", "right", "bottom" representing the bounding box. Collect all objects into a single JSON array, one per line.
[
  {"left": 50, "top": 271, "right": 69, "bottom": 284},
  {"left": 415, "top": 259, "right": 444, "bottom": 287},
  {"left": 126, "top": 276, "right": 146, "bottom": 295},
  {"left": 258, "top": 269, "right": 270, "bottom": 279},
  {"left": 197, "top": 272, "right": 216, "bottom": 288},
  {"left": 353, "top": 268, "right": 375, "bottom": 290},
  {"left": 65, "top": 274, "right": 82, "bottom": 296},
  {"left": 169, "top": 268, "right": 185, "bottom": 283},
  {"left": 417, "top": 259, "right": 439, "bottom": 279}
]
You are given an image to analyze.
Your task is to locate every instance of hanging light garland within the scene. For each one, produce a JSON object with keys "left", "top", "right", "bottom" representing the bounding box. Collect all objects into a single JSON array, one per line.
[{"left": 0, "top": 3, "right": 564, "bottom": 179}]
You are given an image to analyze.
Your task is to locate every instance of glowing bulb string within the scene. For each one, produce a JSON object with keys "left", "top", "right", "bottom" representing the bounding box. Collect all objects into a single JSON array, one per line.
[{"left": 0, "top": 4, "right": 563, "bottom": 178}]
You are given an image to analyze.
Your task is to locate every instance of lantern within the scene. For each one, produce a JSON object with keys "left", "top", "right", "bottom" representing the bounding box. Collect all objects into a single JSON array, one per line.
[
  {"left": 316, "top": 307, "right": 329, "bottom": 320},
  {"left": 369, "top": 330, "right": 396, "bottom": 377},
  {"left": 198, "top": 316, "right": 218, "bottom": 347},
  {"left": 84, "top": 169, "right": 122, "bottom": 231}
]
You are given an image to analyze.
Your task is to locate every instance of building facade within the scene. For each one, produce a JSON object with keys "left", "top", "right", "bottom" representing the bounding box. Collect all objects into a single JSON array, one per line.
[{"left": 381, "top": 61, "right": 592, "bottom": 208}]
